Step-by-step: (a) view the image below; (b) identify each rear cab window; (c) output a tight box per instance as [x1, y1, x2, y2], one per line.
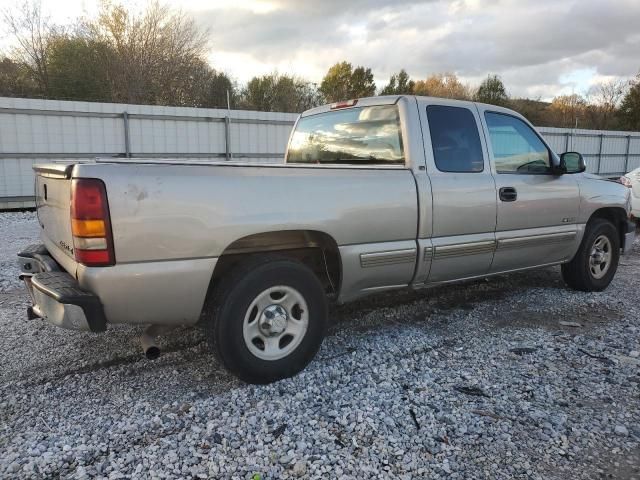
[426, 105, 484, 173]
[286, 105, 404, 165]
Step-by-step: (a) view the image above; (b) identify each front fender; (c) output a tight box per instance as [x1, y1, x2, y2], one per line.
[577, 174, 631, 224]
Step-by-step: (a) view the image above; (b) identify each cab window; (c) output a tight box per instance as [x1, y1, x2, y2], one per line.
[426, 105, 484, 173]
[287, 105, 404, 165]
[485, 112, 551, 174]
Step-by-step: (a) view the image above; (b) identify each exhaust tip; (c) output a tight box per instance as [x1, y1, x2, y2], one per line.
[145, 346, 160, 360]
[140, 325, 175, 360]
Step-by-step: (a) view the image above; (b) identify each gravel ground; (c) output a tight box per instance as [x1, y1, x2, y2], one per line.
[1, 212, 639, 479]
[0, 211, 41, 292]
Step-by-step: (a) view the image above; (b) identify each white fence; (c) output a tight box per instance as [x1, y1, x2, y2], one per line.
[538, 126, 640, 176]
[0, 97, 298, 209]
[1, 96, 639, 210]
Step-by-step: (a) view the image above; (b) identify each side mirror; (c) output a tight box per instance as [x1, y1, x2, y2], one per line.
[559, 151, 586, 174]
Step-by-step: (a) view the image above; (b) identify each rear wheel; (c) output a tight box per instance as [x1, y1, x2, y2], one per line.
[561, 218, 620, 292]
[206, 256, 328, 384]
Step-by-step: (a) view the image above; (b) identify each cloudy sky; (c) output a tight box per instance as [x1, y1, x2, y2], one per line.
[2, 0, 639, 100]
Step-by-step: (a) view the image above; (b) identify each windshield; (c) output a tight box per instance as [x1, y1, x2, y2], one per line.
[286, 105, 404, 165]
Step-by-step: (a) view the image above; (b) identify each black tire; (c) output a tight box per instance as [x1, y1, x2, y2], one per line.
[561, 218, 620, 292]
[206, 255, 328, 384]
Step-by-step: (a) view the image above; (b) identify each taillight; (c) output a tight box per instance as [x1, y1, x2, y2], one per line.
[70, 178, 115, 266]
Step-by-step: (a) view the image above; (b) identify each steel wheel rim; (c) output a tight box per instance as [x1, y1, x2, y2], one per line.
[242, 285, 309, 361]
[589, 234, 612, 279]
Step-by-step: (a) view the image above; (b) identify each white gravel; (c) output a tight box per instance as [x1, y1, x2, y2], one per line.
[0, 211, 41, 292]
[1, 212, 639, 479]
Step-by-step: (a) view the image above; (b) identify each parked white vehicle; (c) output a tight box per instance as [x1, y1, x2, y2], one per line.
[624, 167, 640, 221]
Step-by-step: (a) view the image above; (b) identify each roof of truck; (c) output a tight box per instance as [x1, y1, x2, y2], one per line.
[300, 95, 520, 119]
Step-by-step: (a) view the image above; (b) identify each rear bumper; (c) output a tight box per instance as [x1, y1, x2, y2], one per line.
[18, 244, 106, 332]
[623, 220, 636, 255]
[20, 243, 216, 327]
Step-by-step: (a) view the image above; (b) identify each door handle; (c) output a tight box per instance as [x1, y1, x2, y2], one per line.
[499, 187, 517, 202]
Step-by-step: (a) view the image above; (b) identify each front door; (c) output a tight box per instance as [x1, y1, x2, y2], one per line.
[477, 107, 580, 273]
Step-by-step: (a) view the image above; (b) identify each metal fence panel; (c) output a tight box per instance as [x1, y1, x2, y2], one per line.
[541, 134, 566, 153]
[0, 97, 298, 209]
[599, 155, 626, 175]
[537, 126, 640, 176]
[602, 135, 628, 155]
[628, 155, 640, 171]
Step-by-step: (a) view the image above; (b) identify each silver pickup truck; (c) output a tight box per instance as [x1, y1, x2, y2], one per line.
[18, 95, 635, 384]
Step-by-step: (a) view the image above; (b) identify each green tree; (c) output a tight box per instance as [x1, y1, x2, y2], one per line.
[619, 74, 640, 131]
[174, 57, 237, 108]
[319, 61, 376, 102]
[2, 1, 236, 107]
[381, 69, 414, 95]
[509, 98, 553, 127]
[293, 81, 324, 112]
[350, 65, 376, 98]
[46, 35, 113, 101]
[0, 56, 38, 96]
[241, 73, 321, 112]
[475, 74, 509, 107]
[202, 70, 237, 108]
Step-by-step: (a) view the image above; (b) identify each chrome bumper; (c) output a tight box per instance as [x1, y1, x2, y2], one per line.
[623, 221, 636, 255]
[18, 244, 106, 332]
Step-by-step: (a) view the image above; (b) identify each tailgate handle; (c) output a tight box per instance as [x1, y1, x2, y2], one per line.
[499, 187, 517, 202]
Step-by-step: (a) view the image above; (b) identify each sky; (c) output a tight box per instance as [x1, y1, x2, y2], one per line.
[1, 0, 638, 101]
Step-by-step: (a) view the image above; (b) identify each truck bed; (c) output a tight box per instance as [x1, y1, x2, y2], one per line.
[33, 161, 420, 324]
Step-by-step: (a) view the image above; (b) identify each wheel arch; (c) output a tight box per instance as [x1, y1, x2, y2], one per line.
[587, 206, 628, 247]
[208, 230, 342, 301]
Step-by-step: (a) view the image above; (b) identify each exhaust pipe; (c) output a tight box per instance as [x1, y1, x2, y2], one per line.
[140, 325, 175, 360]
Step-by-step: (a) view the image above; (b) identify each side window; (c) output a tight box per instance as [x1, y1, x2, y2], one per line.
[426, 105, 484, 173]
[485, 112, 551, 174]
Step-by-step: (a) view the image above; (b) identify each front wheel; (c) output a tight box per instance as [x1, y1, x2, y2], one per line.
[207, 256, 328, 384]
[561, 218, 620, 292]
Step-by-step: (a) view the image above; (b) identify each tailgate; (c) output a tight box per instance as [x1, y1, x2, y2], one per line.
[34, 164, 76, 263]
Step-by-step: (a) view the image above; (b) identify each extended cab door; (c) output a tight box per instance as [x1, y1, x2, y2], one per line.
[477, 106, 580, 272]
[418, 99, 497, 283]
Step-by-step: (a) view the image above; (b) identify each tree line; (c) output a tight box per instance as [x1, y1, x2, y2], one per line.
[1, 1, 639, 131]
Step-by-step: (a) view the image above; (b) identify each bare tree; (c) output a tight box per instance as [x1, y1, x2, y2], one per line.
[588, 78, 628, 109]
[3, 0, 55, 94]
[86, 1, 209, 104]
[549, 94, 587, 128]
[585, 78, 629, 129]
[413, 73, 472, 100]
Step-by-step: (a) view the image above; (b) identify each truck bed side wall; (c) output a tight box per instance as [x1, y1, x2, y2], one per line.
[73, 163, 419, 324]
